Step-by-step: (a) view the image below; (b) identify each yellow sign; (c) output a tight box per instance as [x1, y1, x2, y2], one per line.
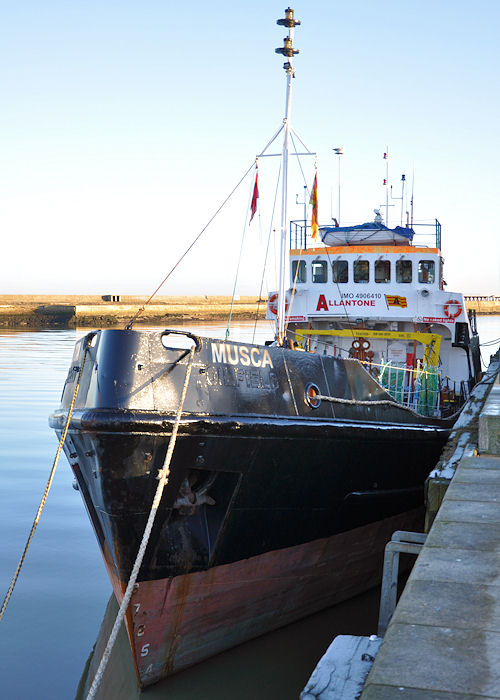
[294, 328, 442, 367]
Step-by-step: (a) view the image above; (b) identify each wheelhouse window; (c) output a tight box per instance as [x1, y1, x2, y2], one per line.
[312, 260, 327, 283]
[353, 259, 369, 283]
[396, 259, 412, 283]
[332, 260, 348, 283]
[418, 260, 435, 284]
[292, 260, 306, 283]
[375, 260, 391, 283]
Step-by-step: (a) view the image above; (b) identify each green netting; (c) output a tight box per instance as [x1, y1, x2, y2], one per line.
[378, 362, 439, 416]
[379, 364, 406, 403]
[417, 368, 439, 416]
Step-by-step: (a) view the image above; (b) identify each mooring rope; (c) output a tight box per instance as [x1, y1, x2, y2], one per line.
[86, 345, 196, 700]
[0, 337, 92, 624]
[316, 393, 448, 419]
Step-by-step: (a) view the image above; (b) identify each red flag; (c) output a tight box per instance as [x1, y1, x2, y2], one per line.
[310, 172, 318, 241]
[249, 169, 259, 223]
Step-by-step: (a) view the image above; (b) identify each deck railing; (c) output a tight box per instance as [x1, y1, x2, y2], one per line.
[358, 358, 467, 418]
[289, 219, 442, 251]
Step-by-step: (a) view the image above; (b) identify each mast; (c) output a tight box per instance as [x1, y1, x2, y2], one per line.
[275, 8, 300, 346]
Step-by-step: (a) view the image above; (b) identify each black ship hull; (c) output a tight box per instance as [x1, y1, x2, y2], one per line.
[50, 329, 453, 685]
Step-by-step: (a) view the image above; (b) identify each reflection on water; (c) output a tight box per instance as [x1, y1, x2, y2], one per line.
[76, 587, 381, 700]
[0, 317, 498, 699]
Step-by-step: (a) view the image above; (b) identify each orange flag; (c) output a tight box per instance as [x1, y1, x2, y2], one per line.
[310, 172, 318, 240]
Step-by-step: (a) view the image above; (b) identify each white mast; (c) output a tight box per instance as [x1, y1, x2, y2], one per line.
[275, 8, 300, 346]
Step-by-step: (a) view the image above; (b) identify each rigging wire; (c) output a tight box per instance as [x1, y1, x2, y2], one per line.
[287, 132, 356, 342]
[124, 164, 254, 329]
[324, 249, 358, 341]
[480, 336, 500, 346]
[279, 132, 312, 343]
[225, 162, 259, 339]
[290, 127, 314, 155]
[284, 247, 304, 336]
[125, 124, 286, 330]
[252, 161, 283, 344]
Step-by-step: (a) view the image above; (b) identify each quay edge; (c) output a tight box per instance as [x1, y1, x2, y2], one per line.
[359, 351, 500, 699]
[301, 352, 500, 699]
[0, 295, 265, 328]
[425, 352, 500, 530]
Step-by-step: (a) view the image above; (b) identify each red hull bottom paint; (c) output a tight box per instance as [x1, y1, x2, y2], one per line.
[113, 509, 423, 688]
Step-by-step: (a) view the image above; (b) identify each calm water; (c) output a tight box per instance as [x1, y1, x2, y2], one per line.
[0, 318, 498, 699]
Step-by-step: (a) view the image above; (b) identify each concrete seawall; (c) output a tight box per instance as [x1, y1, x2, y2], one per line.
[0, 295, 266, 328]
[465, 299, 500, 315]
[1, 295, 497, 328]
[360, 353, 500, 699]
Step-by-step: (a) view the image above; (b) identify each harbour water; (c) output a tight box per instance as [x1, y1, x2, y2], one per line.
[0, 318, 498, 699]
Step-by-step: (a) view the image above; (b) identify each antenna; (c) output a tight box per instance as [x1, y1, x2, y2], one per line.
[333, 147, 343, 225]
[383, 148, 389, 226]
[410, 171, 414, 227]
[296, 185, 307, 238]
[390, 173, 406, 226]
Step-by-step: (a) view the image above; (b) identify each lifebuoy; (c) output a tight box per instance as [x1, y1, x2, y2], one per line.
[268, 293, 289, 316]
[443, 299, 462, 320]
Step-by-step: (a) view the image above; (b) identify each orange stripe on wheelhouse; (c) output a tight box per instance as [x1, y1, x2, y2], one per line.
[289, 246, 439, 256]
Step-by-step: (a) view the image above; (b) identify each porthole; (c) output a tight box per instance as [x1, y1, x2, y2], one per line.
[305, 382, 321, 409]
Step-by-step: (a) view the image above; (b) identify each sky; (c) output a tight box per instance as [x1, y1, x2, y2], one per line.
[1, 1, 499, 296]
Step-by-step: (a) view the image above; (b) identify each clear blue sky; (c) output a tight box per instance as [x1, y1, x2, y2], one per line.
[1, 1, 499, 295]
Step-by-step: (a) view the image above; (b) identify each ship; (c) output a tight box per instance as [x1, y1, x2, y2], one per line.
[50, 8, 481, 689]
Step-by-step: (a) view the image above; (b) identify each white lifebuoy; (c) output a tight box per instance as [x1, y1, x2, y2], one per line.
[268, 293, 289, 316]
[443, 299, 462, 320]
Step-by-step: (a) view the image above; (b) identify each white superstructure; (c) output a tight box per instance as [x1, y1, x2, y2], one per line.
[267, 218, 479, 416]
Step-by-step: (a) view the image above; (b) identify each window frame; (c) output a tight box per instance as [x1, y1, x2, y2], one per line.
[353, 259, 370, 284]
[311, 259, 328, 284]
[374, 259, 391, 284]
[332, 259, 348, 283]
[291, 259, 307, 283]
[396, 259, 412, 284]
[418, 259, 435, 285]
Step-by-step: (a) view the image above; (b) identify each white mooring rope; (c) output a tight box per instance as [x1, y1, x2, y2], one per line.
[86, 345, 195, 699]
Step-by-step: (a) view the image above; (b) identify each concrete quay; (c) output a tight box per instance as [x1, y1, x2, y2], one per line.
[465, 296, 500, 316]
[0, 295, 265, 328]
[361, 357, 500, 699]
